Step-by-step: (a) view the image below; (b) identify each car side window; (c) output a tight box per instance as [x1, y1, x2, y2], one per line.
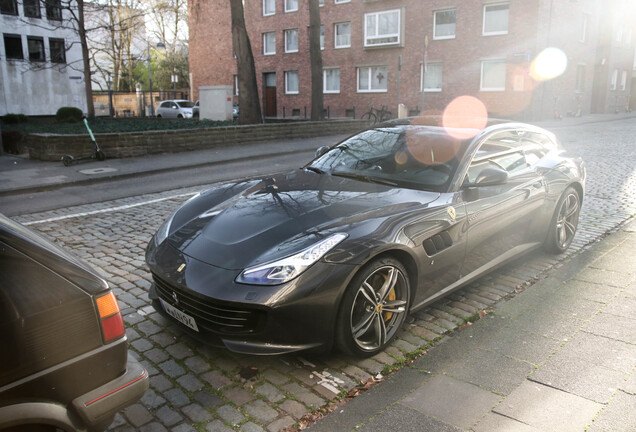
[520, 132, 554, 166]
[467, 132, 529, 183]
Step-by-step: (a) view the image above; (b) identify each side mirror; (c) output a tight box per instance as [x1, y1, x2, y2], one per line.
[465, 167, 509, 187]
[315, 145, 330, 158]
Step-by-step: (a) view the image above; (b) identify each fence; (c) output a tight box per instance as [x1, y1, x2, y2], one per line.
[93, 90, 190, 118]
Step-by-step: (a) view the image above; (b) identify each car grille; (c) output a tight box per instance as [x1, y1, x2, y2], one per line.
[152, 275, 264, 334]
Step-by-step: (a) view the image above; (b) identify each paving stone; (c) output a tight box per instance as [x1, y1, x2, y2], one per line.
[123, 403, 153, 427]
[343, 365, 372, 384]
[267, 416, 295, 432]
[131, 338, 154, 352]
[150, 331, 178, 347]
[139, 422, 168, 432]
[140, 388, 166, 409]
[202, 370, 233, 390]
[473, 412, 542, 432]
[205, 420, 234, 432]
[144, 347, 169, 364]
[255, 382, 285, 403]
[588, 390, 636, 432]
[282, 383, 325, 408]
[355, 358, 384, 375]
[137, 320, 163, 336]
[194, 389, 224, 408]
[240, 422, 265, 432]
[163, 388, 190, 407]
[150, 375, 173, 392]
[244, 399, 279, 423]
[583, 312, 636, 345]
[158, 359, 186, 378]
[479, 327, 563, 366]
[177, 374, 204, 393]
[182, 403, 213, 423]
[402, 375, 501, 429]
[359, 403, 462, 432]
[279, 399, 309, 419]
[261, 369, 289, 386]
[185, 356, 212, 374]
[167, 342, 195, 360]
[216, 404, 245, 425]
[494, 380, 603, 432]
[155, 405, 184, 427]
[223, 386, 255, 406]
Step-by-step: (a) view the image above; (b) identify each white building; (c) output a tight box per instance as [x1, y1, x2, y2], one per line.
[0, 0, 87, 116]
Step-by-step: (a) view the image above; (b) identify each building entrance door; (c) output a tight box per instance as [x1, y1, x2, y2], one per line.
[263, 73, 277, 117]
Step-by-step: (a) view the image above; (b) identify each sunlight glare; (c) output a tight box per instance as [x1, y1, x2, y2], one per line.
[530, 47, 568, 81]
[442, 96, 488, 139]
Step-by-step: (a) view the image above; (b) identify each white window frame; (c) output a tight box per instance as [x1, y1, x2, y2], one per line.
[323, 68, 340, 94]
[319, 0, 324, 7]
[335, 0, 350, 3]
[433, 9, 456, 40]
[285, 0, 298, 13]
[610, 68, 618, 90]
[263, 32, 276, 55]
[320, 24, 325, 50]
[364, 9, 401, 47]
[234, 74, 239, 95]
[357, 66, 388, 93]
[480, 59, 506, 91]
[579, 13, 589, 43]
[285, 70, 299, 94]
[482, 3, 509, 36]
[284, 28, 298, 53]
[620, 70, 627, 91]
[263, 0, 275, 16]
[335, 22, 351, 48]
[575, 64, 585, 93]
[421, 62, 443, 92]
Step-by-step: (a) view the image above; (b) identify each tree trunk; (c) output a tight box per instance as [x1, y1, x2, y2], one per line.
[77, 0, 95, 117]
[308, 0, 323, 121]
[229, 0, 262, 124]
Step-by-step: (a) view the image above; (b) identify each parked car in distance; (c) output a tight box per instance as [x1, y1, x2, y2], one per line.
[193, 100, 199, 118]
[0, 213, 149, 431]
[145, 118, 585, 357]
[156, 100, 195, 119]
[233, 103, 239, 119]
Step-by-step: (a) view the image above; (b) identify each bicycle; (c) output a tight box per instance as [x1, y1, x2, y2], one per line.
[361, 104, 393, 125]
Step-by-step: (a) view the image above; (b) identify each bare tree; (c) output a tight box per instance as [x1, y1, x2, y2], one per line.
[144, 0, 188, 50]
[308, 0, 323, 121]
[230, 0, 262, 124]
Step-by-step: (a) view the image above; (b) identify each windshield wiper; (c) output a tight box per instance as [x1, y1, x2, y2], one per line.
[304, 166, 325, 174]
[331, 171, 397, 186]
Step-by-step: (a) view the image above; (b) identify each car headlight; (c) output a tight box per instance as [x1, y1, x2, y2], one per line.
[154, 216, 173, 246]
[236, 233, 348, 285]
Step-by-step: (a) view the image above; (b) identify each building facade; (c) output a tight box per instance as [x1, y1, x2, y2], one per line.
[189, 0, 634, 121]
[1, 0, 87, 116]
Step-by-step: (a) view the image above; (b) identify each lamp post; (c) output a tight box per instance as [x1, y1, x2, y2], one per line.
[147, 41, 165, 117]
[171, 72, 178, 99]
[107, 72, 114, 117]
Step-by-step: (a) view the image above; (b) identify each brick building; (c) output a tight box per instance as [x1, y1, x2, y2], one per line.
[188, 0, 635, 120]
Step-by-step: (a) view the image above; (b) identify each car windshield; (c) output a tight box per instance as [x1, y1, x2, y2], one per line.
[308, 126, 467, 192]
[176, 101, 194, 108]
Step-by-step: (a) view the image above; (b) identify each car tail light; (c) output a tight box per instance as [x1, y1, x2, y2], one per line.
[96, 291, 126, 343]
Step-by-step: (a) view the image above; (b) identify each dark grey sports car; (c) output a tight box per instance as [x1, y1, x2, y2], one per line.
[145, 119, 585, 357]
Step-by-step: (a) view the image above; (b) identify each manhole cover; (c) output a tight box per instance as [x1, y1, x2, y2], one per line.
[79, 167, 118, 175]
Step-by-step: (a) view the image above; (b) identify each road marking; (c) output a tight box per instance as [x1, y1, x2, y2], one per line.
[23, 192, 198, 226]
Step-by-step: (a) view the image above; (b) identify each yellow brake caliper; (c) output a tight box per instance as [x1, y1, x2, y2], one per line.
[382, 274, 396, 321]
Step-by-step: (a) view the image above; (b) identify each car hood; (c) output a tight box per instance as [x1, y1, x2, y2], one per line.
[166, 170, 440, 269]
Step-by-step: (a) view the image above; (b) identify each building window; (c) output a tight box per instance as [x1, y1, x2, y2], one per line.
[434, 9, 456, 40]
[364, 10, 401, 47]
[320, 25, 324, 50]
[579, 14, 589, 43]
[610, 69, 618, 90]
[285, 70, 299, 94]
[319, 0, 324, 6]
[46, 0, 62, 20]
[263, 32, 276, 55]
[616, 25, 623, 45]
[323, 68, 340, 93]
[23, 0, 40, 17]
[357, 66, 388, 92]
[50, 38, 66, 63]
[3, 34, 23, 59]
[480, 60, 506, 91]
[335, 0, 350, 3]
[284, 28, 298, 53]
[575, 64, 585, 93]
[27, 36, 45, 62]
[0, 0, 17, 15]
[285, 0, 297, 13]
[625, 28, 632, 47]
[335, 22, 351, 48]
[263, 0, 275, 16]
[421, 62, 442, 92]
[620, 70, 627, 91]
[483, 3, 509, 36]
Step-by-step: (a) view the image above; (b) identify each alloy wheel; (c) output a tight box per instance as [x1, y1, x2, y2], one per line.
[556, 191, 579, 249]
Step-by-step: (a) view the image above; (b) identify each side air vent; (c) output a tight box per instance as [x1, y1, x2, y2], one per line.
[423, 231, 453, 256]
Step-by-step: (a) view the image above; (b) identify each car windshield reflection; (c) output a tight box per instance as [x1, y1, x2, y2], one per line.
[308, 126, 466, 192]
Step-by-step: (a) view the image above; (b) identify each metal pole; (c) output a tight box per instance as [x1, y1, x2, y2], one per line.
[107, 72, 114, 117]
[148, 41, 154, 117]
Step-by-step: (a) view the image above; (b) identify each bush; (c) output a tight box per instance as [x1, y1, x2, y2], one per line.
[2, 113, 28, 124]
[55, 107, 84, 123]
[2, 130, 23, 154]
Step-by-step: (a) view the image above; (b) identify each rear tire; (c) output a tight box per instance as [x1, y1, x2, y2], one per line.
[336, 257, 410, 357]
[544, 186, 580, 254]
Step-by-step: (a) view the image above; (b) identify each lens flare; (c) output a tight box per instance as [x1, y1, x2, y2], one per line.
[442, 96, 488, 139]
[530, 47, 568, 81]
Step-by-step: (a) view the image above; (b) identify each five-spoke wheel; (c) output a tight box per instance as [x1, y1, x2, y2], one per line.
[337, 258, 410, 356]
[545, 187, 581, 253]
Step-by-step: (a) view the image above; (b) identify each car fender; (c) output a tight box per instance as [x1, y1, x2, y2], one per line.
[0, 402, 87, 431]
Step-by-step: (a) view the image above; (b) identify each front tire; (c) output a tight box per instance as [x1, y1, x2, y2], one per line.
[336, 257, 410, 357]
[544, 186, 581, 254]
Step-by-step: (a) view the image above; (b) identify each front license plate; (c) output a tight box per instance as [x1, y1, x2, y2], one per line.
[160, 298, 199, 332]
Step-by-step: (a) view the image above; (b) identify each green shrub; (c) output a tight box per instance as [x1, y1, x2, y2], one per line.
[2, 113, 28, 124]
[55, 107, 84, 123]
[2, 130, 23, 154]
